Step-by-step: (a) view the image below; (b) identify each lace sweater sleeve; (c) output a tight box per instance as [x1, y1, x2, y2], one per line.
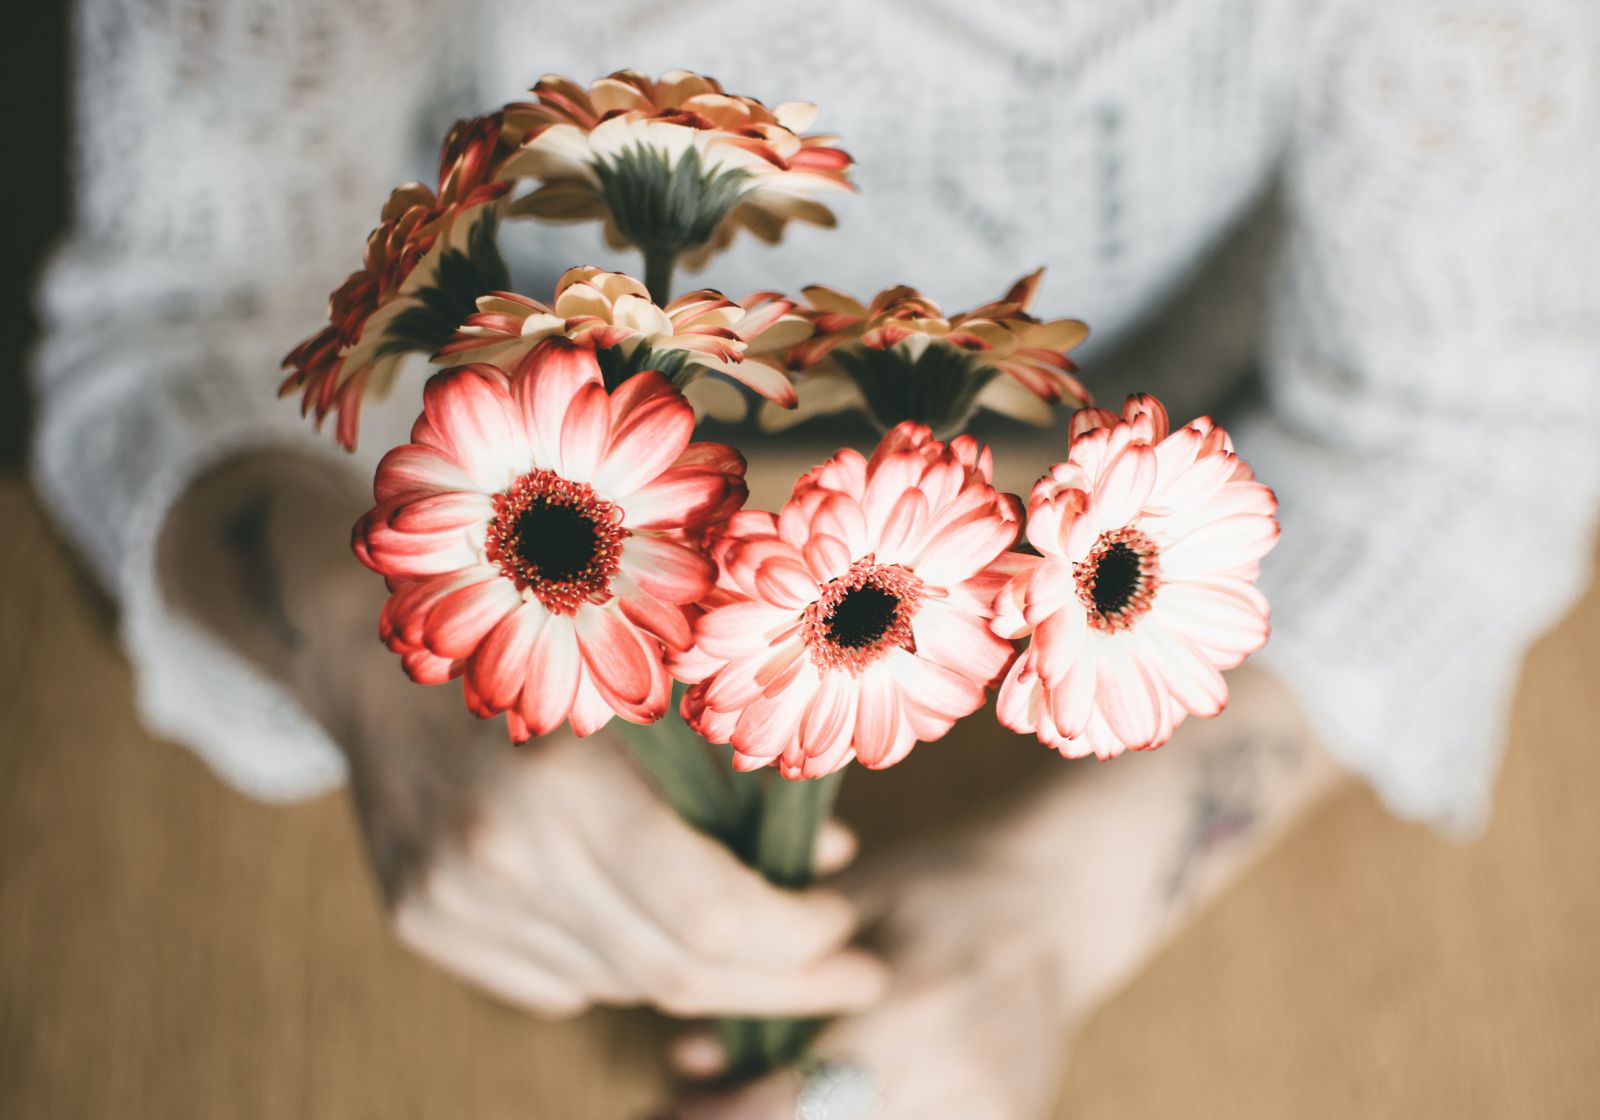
[31, 0, 467, 800]
[1247, 0, 1600, 833]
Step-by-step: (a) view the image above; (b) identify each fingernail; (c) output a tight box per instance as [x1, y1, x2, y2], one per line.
[814, 820, 859, 874]
[670, 1032, 728, 1079]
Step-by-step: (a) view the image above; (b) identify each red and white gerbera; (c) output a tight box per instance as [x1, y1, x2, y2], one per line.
[994, 395, 1278, 759]
[354, 342, 747, 741]
[674, 423, 1023, 778]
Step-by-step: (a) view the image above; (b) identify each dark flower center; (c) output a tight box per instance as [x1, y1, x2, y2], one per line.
[515, 502, 600, 583]
[803, 557, 925, 673]
[1074, 527, 1162, 632]
[825, 585, 901, 649]
[486, 469, 628, 614]
[1088, 541, 1142, 615]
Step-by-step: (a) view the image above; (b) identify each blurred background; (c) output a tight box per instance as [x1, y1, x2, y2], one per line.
[3, 5, 1599, 1118]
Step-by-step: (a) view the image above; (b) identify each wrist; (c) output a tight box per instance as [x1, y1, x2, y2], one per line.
[159, 451, 380, 728]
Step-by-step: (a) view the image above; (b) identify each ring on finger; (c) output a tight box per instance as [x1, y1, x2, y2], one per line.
[795, 1057, 882, 1120]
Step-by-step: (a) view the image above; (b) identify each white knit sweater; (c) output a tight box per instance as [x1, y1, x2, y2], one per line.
[32, 0, 1600, 832]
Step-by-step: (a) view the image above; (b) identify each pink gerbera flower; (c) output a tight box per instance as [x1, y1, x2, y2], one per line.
[674, 423, 1023, 778]
[994, 395, 1279, 759]
[354, 341, 747, 741]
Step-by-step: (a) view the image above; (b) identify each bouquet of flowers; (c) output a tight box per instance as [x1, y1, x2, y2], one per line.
[282, 70, 1278, 1079]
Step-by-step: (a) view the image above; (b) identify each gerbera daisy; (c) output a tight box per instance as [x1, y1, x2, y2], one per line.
[673, 423, 1023, 778]
[280, 113, 518, 449]
[500, 70, 854, 277]
[435, 266, 808, 420]
[993, 395, 1278, 759]
[761, 270, 1091, 439]
[353, 341, 747, 741]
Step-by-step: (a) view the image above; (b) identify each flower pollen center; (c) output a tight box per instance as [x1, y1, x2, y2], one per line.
[487, 469, 628, 614]
[1075, 527, 1161, 632]
[514, 503, 598, 583]
[804, 556, 923, 673]
[826, 585, 901, 649]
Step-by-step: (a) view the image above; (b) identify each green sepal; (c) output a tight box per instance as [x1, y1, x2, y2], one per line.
[592, 341, 697, 392]
[594, 143, 752, 257]
[377, 210, 511, 359]
[834, 341, 999, 439]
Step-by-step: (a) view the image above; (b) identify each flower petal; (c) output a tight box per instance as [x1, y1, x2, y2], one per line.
[1089, 442, 1157, 534]
[1153, 580, 1270, 663]
[911, 512, 1016, 587]
[514, 338, 603, 465]
[558, 380, 612, 483]
[754, 556, 821, 609]
[622, 534, 715, 603]
[594, 376, 695, 497]
[417, 364, 527, 492]
[374, 444, 481, 502]
[425, 577, 522, 659]
[730, 669, 817, 763]
[623, 468, 740, 531]
[695, 600, 800, 659]
[1160, 514, 1280, 582]
[853, 664, 909, 769]
[569, 669, 620, 737]
[912, 599, 1012, 685]
[1135, 618, 1228, 718]
[1032, 599, 1088, 683]
[1092, 634, 1164, 748]
[520, 614, 581, 736]
[574, 604, 657, 709]
[798, 671, 859, 773]
[616, 576, 694, 649]
[467, 605, 544, 713]
[1047, 647, 1099, 740]
[802, 533, 852, 583]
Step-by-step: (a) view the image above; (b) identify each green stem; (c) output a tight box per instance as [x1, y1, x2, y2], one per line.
[614, 693, 741, 841]
[721, 770, 847, 1078]
[617, 705, 848, 1081]
[755, 771, 845, 889]
[643, 245, 677, 305]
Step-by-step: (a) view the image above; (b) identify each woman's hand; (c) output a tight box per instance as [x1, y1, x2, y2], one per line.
[381, 731, 885, 1021]
[662, 663, 1340, 1118]
[166, 456, 887, 1023]
[668, 853, 1073, 1120]
[303, 562, 888, 1023]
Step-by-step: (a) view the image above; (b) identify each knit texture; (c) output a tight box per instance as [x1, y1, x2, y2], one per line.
[32, 0, 1600, 829]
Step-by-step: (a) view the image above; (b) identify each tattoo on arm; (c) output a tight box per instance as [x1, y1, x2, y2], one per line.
[1161, 732, 1306, 906]
[221, 491, 305, 652]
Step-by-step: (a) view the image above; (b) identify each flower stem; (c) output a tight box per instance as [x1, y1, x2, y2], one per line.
[643, 246, 677, 305]
[721, 770, 847, 1077]
[754, 771, 845, 888]
[617, 706, 848, 1081]
[615, 692, 742, 841]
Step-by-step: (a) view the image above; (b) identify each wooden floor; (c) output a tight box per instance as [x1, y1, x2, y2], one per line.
[2, 472, 1598, 1119]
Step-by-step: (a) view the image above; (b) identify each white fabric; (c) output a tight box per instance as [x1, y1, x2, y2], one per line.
[32, 0, 1600, 830]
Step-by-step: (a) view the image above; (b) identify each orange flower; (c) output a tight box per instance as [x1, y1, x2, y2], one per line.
[763, 270, 1091, 438]
[280, 114, 517, 449]
[437, 267, 809, 419]
[501, 71, 854, 269]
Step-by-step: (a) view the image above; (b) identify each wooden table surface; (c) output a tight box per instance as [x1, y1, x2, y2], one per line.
[3, 472, 1597, 1119]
